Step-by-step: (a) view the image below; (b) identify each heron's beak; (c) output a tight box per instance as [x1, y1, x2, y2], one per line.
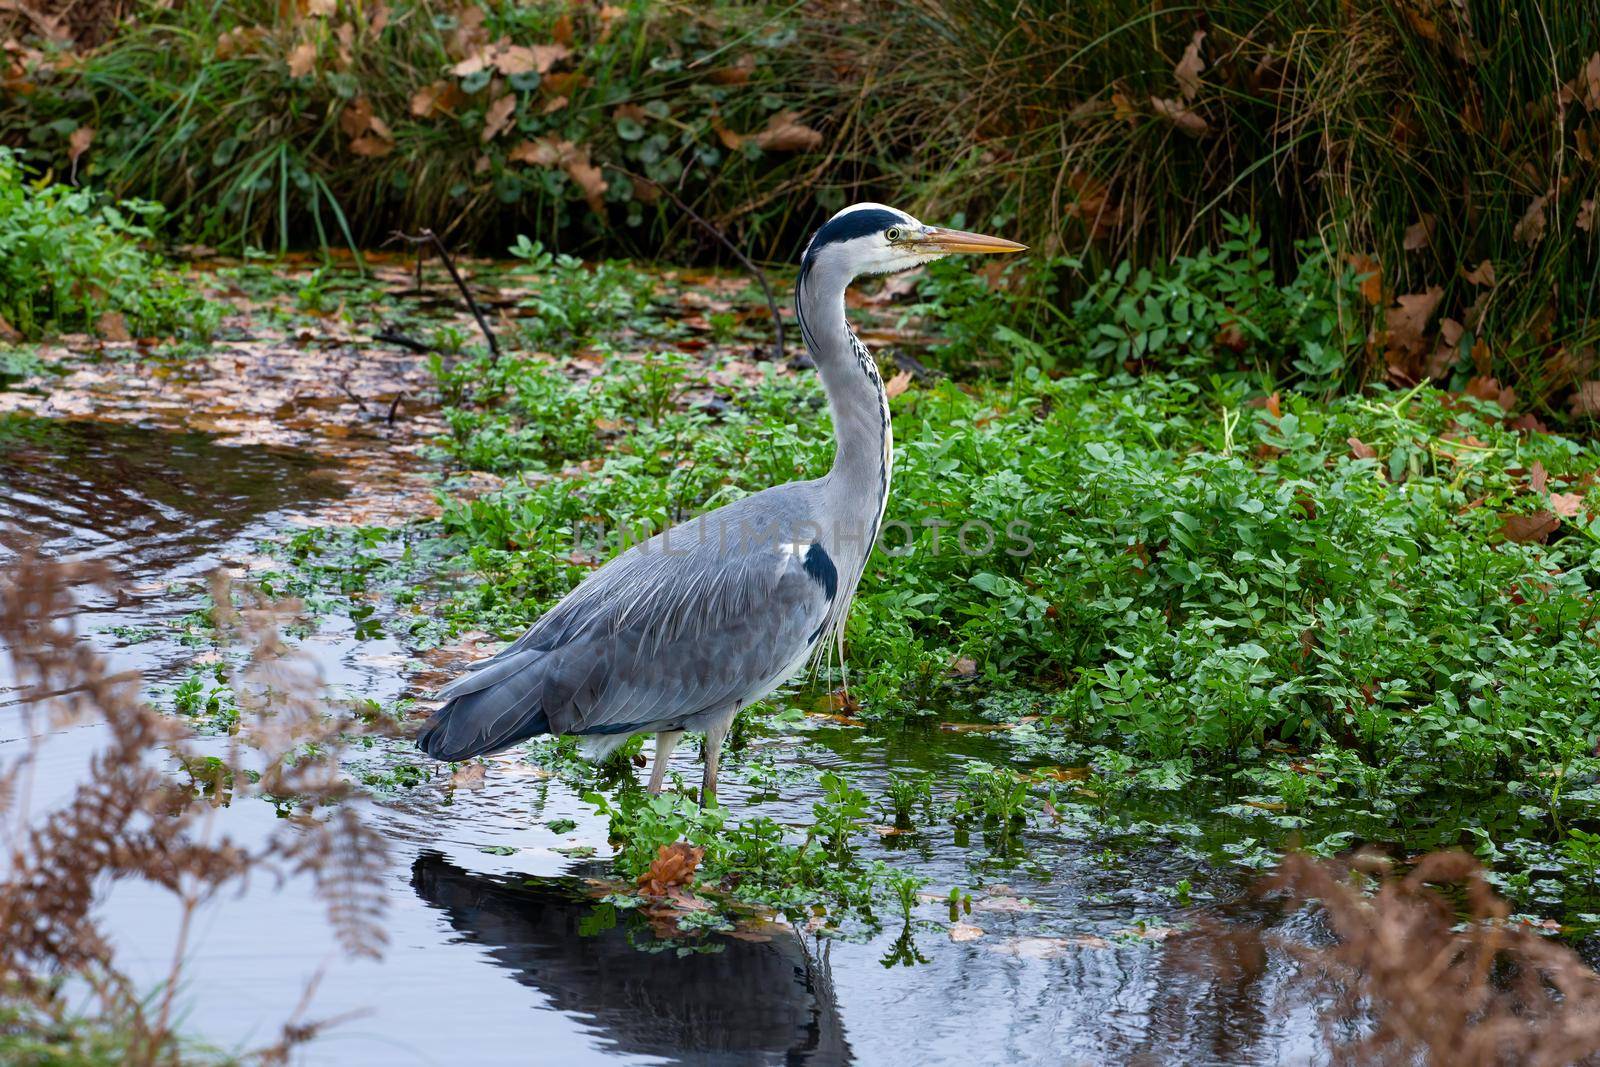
[920, 226, 1027, 255]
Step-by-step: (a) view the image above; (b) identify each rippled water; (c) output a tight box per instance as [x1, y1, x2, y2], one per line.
[1, 416, 1336, 1066]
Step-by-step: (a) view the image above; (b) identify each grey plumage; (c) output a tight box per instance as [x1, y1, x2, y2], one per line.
[416, 202, 1025, 800]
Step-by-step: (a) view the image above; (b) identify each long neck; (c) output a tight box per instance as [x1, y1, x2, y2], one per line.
[796, 266, 892, 553]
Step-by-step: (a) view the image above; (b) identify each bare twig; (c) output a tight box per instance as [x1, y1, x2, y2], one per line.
[386, 392, 407, 424]
[385, 229, 500, 361]
[606, 165, 786, 362]
[373, 329, 435, 355]
[336, 374, 370, 413]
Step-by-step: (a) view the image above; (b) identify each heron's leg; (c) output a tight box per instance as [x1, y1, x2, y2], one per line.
[648, 730, 683, 795]
[700, 709, 736, 805]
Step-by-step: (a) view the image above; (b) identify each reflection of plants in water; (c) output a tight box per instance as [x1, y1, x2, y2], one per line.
[878, 923, 931, 970]
[0, 554, 392, 1060]
[956, 761, 1030, 857]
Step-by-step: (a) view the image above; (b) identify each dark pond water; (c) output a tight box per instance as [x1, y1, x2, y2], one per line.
[1, 416, 1336, 1066]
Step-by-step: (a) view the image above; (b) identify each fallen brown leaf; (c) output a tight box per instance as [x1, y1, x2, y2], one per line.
[1514, 193, 1549, 244]
[1174, 30, 1205, 100]
[450, 762, 486, 787]
[1530, 460, 1549, 495]
[1386, 287, 1444, 355]
[1150, 95, 1209, 136]
[749, 110, 823, 152]
[481, 93, 516, 142]
[1403, 214, 1435, 251]
[1500, 512, 1560, 544]
[637, 842, 703, 896]
[287, 40, 317, 78]
[1580, 200, 1596, 234]
[1461, 259, 1496, 286]
[1571, 381, 1600, 417]
[1348, 254, 1383, 305]
[410, 80, 465, 119]
[1348, 436, 1377, 460]
[67, 124, 93, 164]
[884, 370, 912, 399]
[1550, 492, 1585, 519]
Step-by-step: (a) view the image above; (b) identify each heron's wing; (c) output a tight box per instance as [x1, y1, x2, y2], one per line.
[424, 490, 835, 752]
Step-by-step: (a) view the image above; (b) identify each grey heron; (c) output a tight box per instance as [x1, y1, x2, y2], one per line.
[417, 203, 1025, 802]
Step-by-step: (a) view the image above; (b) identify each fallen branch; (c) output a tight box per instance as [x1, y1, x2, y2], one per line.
[385, 229, 500, 361]
[606, 165, 785, 363]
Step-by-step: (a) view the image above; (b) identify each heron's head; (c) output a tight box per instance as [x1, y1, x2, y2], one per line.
[800, 203, 1026, 283]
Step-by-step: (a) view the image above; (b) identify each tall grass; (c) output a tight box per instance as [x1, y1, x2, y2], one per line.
[8, 0, 1600, 408]
[836, 0, 1600, 413]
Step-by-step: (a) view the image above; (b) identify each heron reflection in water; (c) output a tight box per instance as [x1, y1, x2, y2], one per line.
[411, 852, 851, 1066]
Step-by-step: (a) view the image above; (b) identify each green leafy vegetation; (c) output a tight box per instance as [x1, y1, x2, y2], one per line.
[417, 230, 1600, 922]
[0, 149, 218, 341]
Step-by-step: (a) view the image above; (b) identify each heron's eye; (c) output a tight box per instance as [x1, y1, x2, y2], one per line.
[885, 226, 902, 243]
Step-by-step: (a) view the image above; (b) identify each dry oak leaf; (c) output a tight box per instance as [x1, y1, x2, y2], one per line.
[506, 137, 606, 211]
[949, 654, 977, 677]
[481, 92, 516, 143]
[1403, 214, 1436, 251]
[1570, 380, 1600, 417]
[453, 39, 568, 78]
[1583, 52, 1600, 111]
[1465, 374, 1516, 412]
[739, 110, 823, 152]
[1500, 511, 1559, 544]
[1461, 259, 1496, 286]
[214, 25, 265, 59]
[410, 79, 465, 118]
[287, 40, 317, 78]
[637, 842, 703, 897]
[1149, 96, 1208, 136]
[1347, 436, 1377, 460]
[708, 52, 757, 86]
[884, 370, 913, 399]
[338, 95, 373, 137]
[67, 124, 92, 164]
[1174, 30, 1205, 100]
[1550, 492, 1585, 519]
[1347, 254, 1383, 305]
[753, 111, 823, 152]
[1513, 193, 1548, 244]
[508, 138, 562, 166]
[1385, 286, 1443, 354]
